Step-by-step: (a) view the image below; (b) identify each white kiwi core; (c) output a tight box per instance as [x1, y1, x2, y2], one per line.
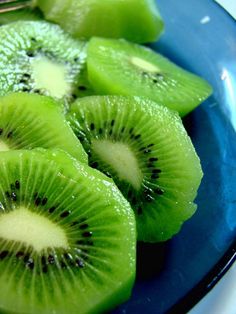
[0, 208, 68, 252]
[131, 56, 160, 73]
[31, 57, 71, 99]
[0, 141, 10, 151]
[91, 139, 143, 190]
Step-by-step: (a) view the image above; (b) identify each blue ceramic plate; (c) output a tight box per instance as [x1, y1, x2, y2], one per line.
[114, 1, 236, 313]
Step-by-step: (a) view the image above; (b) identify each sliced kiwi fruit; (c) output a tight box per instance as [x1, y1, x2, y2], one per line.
[67, 95, 203, 242]
[0, 92, 87, 163]
[0, 20, 89, 108]
[0, 149, 136, 314]
[87, 37, 213, 117]
[0, 8, 42, 26]
[33, 0, 164, 43]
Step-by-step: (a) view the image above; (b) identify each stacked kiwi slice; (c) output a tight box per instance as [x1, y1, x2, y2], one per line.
[0, 21, 89, 108]
[0, 1, 212, 312]
[86, 37, 212, 116]
[33, 0, 164, 43]
[67, 96, 203, 242]
[0, 149, 136, 314]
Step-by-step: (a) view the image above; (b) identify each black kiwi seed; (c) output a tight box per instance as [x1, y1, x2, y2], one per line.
[26, 51, 35, 58]
[16, 251, 24, 258]
[78, 86, 87, 91]
[90, 123, 95, 131]
[23, 73, 31, 79]
[152, 169, 161, 174]
[151, 173, 159, 180]
[22, 87, 30, 92]
[149, 157, 158, 162]
[155, 188, 164, 195]
[134, 134, 141, 140]
[26, 258, 34, 270]
[42, 198, 48, 206]
[60, 211, 71, 218]
[19, 78, 27, 84]
[64, 253, 72, 261]
[24, 254, 30, 263]
[7, 131, 13, 139]
[79, 223, 89, 230]
[111, 120, 115, 127]
[48, 206, 56, 213]
[0, 251, 8, 260]
[5, 191, 10, 198]
[41, 256, 47, 266]
[48, 255, 55, 264]
[34, 89, 41, 94]
[42, 266, 48, 273]
[15, 181, 20, 189]
[11, 192, 17, 201]
[82, 231, 93, 238]
[99, 128, 103, 134]
[75, 259, 85, 268]
[35, 197, 41, 206]
[0, 128, 3, 135]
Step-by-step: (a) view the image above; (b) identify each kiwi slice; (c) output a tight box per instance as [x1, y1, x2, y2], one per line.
[0, 149, 136, 314]
[34, 0, 164, 43]
[0, 20, 88, 107]
[0, 92, 87, 163]
[87, 37, 213, 116]
[0, 8, 42, 26]
[67, 95, 203, 242]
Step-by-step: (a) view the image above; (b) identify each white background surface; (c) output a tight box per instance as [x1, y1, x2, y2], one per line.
[189, 262, 236, 314]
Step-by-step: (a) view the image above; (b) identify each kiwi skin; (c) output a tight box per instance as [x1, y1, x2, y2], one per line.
[0, 148, 136, 314]
[67, 95, 203, 242]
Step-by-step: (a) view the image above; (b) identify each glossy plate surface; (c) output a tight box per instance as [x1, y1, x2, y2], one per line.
[114, 0, 236, 313]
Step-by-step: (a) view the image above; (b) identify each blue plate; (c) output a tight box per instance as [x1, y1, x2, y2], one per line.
[114, 1, 236, 313]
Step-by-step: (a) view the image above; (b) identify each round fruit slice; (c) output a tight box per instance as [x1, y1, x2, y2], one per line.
[87, 37, 213, 116]
[67, 96, 203, 242]
[0, 21, 88, 107]
[0, 149, 136, 314]
[34, 0, 164, 43]
[0, 92, 87, 163]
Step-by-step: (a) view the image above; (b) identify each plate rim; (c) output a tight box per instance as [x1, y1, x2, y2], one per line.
[167, 240, 236, 314]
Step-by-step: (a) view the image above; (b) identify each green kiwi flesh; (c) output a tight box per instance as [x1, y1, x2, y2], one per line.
[67, 95, 203, 242]
[0, 92, 87, 163]
[0, 8, 42, 26]
[87, 37, 213, 116]
[0, 149, 136, 314]
[34, 0, 164, 43]
[0, 21, 88, 107]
